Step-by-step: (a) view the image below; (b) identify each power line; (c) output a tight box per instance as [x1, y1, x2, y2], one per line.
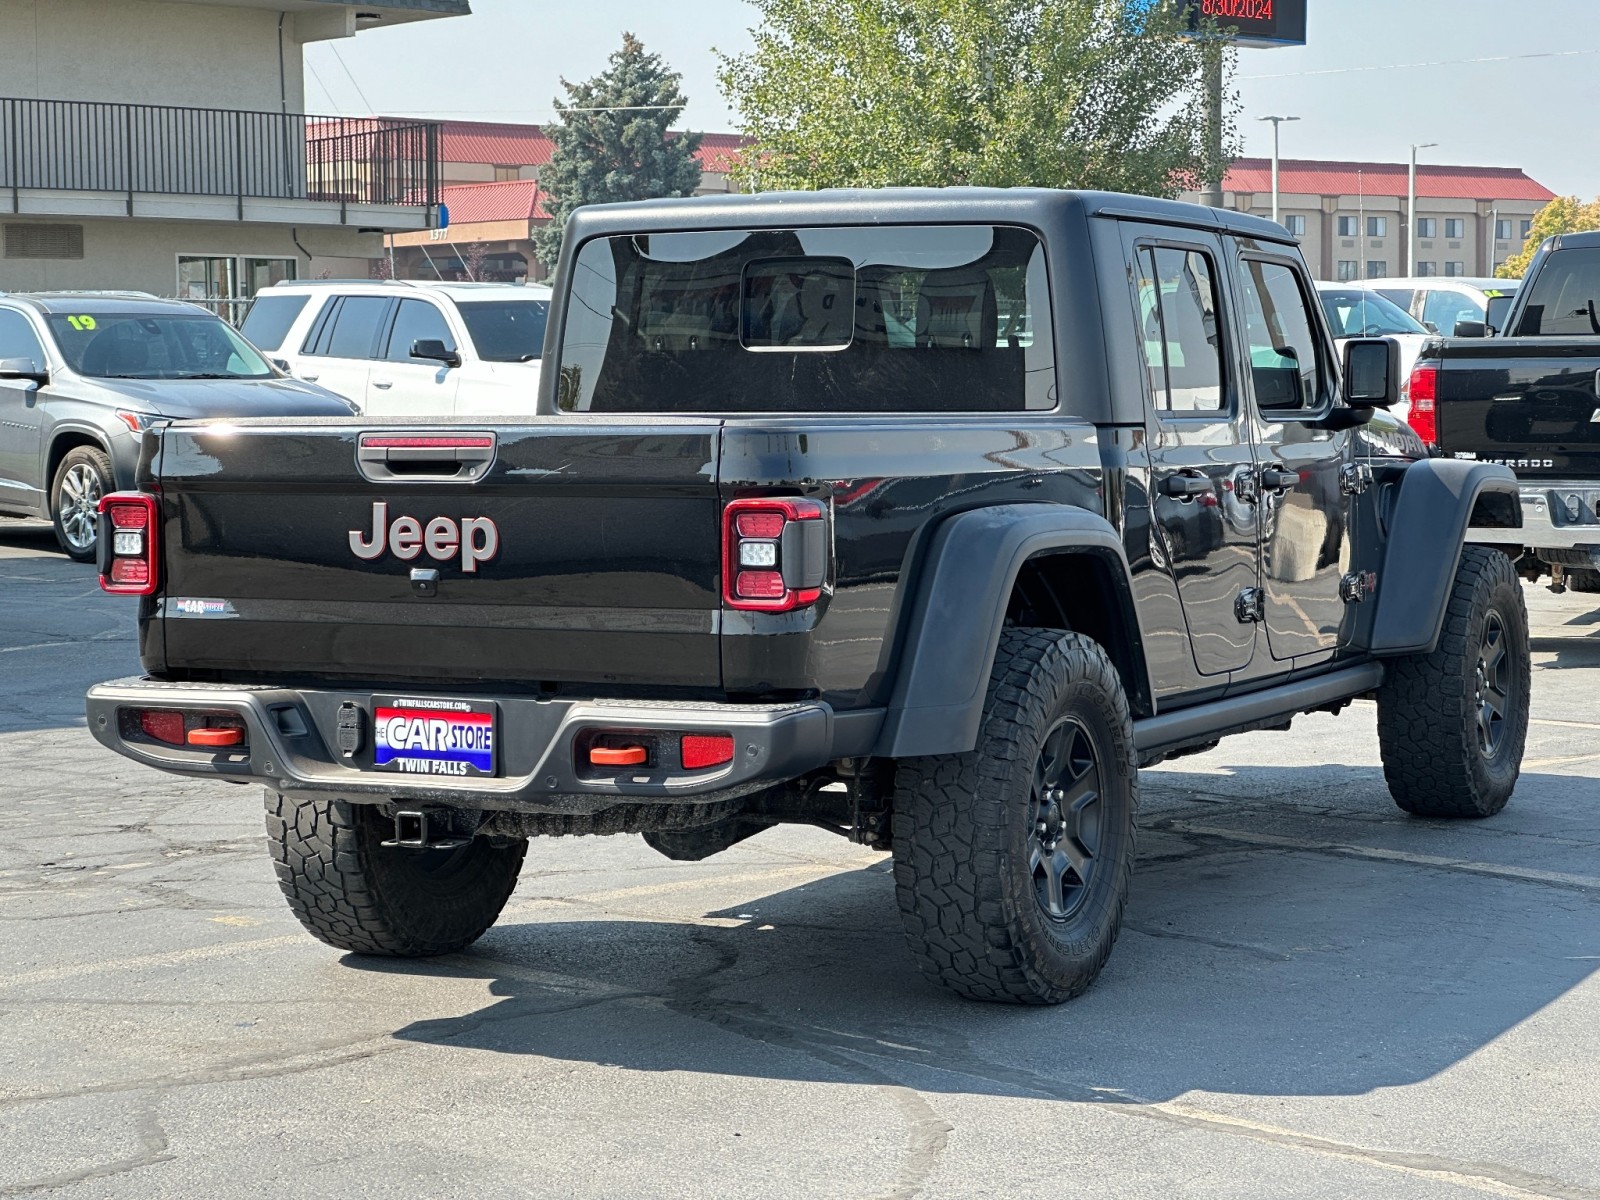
[327, 42, 375, 114]
[1242, 46, 1600, 81]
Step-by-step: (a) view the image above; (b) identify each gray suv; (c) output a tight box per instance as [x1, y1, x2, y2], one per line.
[0, 292, 356, 561]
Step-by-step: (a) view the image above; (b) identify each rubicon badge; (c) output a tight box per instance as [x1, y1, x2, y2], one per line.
[349, 502, 499, 572]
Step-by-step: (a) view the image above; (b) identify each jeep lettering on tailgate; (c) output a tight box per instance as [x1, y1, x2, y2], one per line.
[349, 501, 499, 572]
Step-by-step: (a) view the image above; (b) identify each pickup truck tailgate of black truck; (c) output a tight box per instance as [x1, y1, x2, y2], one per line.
[151, 421, 724, 687]
[1435, 337, 1600, 477]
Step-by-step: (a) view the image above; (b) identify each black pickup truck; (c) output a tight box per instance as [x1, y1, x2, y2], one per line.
[87, 190, 1530, 1005]
[1414, 231, 1600, 590]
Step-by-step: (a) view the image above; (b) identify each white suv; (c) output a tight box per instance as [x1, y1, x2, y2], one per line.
[240, 280, 551, 418]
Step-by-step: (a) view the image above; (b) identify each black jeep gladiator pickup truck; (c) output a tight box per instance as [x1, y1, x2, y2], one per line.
[1416, 231, 1600, 591]
[87, 189, 1530, 1004]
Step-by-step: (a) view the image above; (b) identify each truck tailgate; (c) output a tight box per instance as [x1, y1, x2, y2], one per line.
[1436, 338, 1600, 478]
[154, 420, 724, 687]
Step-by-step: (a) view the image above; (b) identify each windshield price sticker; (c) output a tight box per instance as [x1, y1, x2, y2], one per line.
[65, 315, 98, 331]
[372, 696, 496, 777]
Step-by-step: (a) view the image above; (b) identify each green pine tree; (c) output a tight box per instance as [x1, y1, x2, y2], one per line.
[534, 34, 704, 271]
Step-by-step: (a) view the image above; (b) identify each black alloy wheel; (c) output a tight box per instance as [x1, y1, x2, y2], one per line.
[1030, 718, 1103, 922]
[1473, 609, 1515, 759]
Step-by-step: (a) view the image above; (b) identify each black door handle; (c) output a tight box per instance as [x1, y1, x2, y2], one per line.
[1161, 474, 1211, 498]
[1261, 468, 1300, 492]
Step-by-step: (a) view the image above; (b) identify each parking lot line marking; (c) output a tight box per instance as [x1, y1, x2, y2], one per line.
[1153, 821, 1600, 892]
[4, 935, 301, 989]
[1530, 716, 1600, 731]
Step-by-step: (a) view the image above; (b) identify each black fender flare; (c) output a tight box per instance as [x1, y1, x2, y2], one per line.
[1369, 459, 1520, 656]
[872, 504, 1151, 758]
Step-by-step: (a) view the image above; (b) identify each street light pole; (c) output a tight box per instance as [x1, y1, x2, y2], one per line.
[1409, 142, 1439, 277]
[1259, 115, 1300, 226]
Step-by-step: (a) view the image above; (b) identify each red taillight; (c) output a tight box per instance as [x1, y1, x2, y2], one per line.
[681, 734, 735, 770]
[98, 492, 159, 596]
[722, 497, 827, 612]
[139, 710, 185, 745]
[1407, 364, 1438, 446]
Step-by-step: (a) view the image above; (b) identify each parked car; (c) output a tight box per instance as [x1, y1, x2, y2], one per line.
[88, 190, 1529, 1006]
[241, 280, 552, 418]
[1315, 283, 1430, 421]
[1357, 276, 1520, 338]
[0, 291, 355, 561]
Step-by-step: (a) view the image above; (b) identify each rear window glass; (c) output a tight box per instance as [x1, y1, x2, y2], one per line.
[1514, 248, 1600, 335]
[556, 225, 1055, 413]
[238, 294, 308, 351]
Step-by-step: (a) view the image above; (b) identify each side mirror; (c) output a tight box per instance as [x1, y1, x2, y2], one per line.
[1452, 320, 1487, 339]
[411, 338, 462, 368]
[1342, 337, 1400, 408]
[0, 357, 48, 386]
[1422, 321, 1440, 334]
[1484, 294, 1514, 336]
[269, 357, 291, 373]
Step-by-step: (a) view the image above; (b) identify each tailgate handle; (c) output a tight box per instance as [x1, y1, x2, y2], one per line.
[356, 433, 497, 483]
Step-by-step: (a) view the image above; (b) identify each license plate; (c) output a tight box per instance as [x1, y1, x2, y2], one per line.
[372, 696, 496, 778]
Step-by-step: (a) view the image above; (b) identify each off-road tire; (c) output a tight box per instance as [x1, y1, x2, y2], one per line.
[51, 445, 113, 563]
[892, 629, 1138, 1005]
[1376, 546, 1529, 818]
[266, 793, 526, 956]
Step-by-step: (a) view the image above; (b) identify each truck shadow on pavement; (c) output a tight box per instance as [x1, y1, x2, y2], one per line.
[368, 765, 1600, 1105]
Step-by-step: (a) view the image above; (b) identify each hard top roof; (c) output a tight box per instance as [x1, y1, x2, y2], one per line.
[1550, 230, 1600, 252]
[265, 279, 552, 298]
[563, 186, 1295, 245]
[0, 292, 210, 315]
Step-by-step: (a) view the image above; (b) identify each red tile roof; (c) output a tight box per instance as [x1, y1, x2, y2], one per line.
[440, 179, 550, 225]
[1223, 158, 1556, 202]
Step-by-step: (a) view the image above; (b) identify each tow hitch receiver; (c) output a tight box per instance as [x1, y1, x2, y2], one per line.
[382, 809, 470, 851]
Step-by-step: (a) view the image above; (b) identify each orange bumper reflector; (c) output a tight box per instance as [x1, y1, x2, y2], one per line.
[590, 745, 647, 767]
[188, 727, 244, 748]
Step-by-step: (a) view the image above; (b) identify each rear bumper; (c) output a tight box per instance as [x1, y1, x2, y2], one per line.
[86, 678, 863, 815]
[1467, 481, 1600, 553]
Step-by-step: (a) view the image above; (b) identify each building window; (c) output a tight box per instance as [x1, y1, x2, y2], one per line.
[177, 256, 237, 317]
[1366, 261, 1388, 279]
[1520, 218, 1533, 239]
[1337, 260, 1360, 281]
[1367, 216, 1388, 238]
[1445, 261, 1465, 276]
[1416, 217, 1437, 239]
[1416, 261, 1438, 277]
[1337, 216, 1358, 237]
[243, 257, 297, 299]
[1282, 214, 1306, 236]
[494, 165, 520, 182]
[1444, 218, 1465, 239]
[1495, 219, 1513, 241]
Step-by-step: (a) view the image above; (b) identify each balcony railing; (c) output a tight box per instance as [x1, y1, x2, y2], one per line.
[1, 98, 440, 211]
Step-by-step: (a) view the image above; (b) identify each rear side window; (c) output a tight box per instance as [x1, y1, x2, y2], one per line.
[1135, 246, 1225, 413]
[239, 294, 308, 351]
[1514, 248, 1600, 335]
[305, 296, 390, 359]
[556, 225, 1055, 413]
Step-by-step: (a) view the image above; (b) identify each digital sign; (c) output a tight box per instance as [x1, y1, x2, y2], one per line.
[1183, 0, 1307, 48]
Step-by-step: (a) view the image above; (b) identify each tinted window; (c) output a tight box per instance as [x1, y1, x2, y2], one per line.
[316, 296, 390, 360]
[239, 294, 309, 352]
[1422, 288, 1485, 336]
[1513, 249, 1600, 336]
[1317, 288, 1426, 337]
[44, 313, 272, 379]
[457, 299, 549, 363]
[1237, 260, 1324, 412]
[385, 299, 454, 363]
[558, 225, 1055, 413]
[0, 309, 46, 366]
[1135, 246, 1225, 413]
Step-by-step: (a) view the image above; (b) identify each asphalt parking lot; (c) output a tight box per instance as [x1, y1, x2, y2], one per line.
[3, 516, 1598, 1200]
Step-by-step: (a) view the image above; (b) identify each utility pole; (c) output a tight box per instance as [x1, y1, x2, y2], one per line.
[1201, 38, 1225, 208]
[1259, 115, 1300, 226]
[1408, 142, 1438, 277]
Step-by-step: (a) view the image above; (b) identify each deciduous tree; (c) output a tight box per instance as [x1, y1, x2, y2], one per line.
[716, 0, 1236, 196]
[1498, 196, 1600, 279]
[534, 34, 703, 270]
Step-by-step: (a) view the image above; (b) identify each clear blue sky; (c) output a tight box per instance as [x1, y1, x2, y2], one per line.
[313, 0, 1600, 198]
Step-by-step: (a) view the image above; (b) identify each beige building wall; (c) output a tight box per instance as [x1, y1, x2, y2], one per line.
[0, 217, 378, 295]
[0, 0, 309, 112]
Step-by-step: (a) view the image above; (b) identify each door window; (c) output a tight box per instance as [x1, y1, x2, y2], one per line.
[1135, 246, 1225, 413]
[1237, 259, 1325, 413]
[310, 297, 391, 360]
[177, 256, 237, 321]
[384, 300, 455, 362]
[1421, 288, 1484, 336]
[0, 309, 46, 367]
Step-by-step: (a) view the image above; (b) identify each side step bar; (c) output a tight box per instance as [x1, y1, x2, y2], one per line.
[1133, 663, 1385, 760]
